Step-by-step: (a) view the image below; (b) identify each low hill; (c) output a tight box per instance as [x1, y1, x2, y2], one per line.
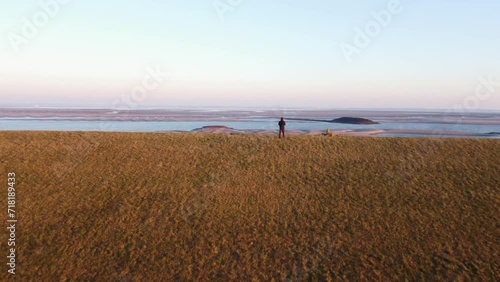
[192, 125, 237, 133]
[287, 117, 379, 124]
[332, 117, 379, 124]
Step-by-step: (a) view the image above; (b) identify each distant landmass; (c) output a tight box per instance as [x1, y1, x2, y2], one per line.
[288, 117, 379, 125]
[331, 117, 379, 125]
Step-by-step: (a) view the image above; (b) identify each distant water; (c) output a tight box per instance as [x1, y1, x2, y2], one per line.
[0, 119, 496, 133]
[1, 118, 499, 138]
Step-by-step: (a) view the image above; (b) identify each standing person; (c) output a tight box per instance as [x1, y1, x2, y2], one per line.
[278, 117, 286, 139]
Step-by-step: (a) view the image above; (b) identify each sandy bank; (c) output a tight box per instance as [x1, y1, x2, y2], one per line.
[188, 126, 495, 138]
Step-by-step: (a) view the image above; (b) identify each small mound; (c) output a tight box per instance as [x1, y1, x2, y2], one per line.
[192, 125, 238, 133]
[200, 125, 233, 130]
[331, 117, 379, 125]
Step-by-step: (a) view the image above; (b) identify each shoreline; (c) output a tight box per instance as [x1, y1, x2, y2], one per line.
[1, 128, 498, 139]
[189, 128, 497, 138]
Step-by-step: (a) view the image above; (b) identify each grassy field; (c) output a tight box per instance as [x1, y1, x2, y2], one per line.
[0, 131, 498, 281]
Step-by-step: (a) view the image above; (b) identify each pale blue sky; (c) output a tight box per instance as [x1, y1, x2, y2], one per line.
[1, 0, 499, 109]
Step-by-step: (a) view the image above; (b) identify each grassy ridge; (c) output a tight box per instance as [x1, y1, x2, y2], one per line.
[0, 132, 498, 280]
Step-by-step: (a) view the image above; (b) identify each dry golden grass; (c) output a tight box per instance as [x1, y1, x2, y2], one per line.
[0, 131, 499, 281]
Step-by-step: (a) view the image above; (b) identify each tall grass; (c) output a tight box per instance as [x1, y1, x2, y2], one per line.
[0, 132, 498, 280]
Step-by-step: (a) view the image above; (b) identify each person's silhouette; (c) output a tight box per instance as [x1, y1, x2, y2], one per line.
[278, 117, 286, 139]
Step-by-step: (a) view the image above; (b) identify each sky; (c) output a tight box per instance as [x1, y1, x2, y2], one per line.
[1, 0, 499, 110]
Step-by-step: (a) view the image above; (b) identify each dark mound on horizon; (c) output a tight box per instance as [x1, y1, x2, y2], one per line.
[287, 117, 378, 125]
[332, 117, 379, 125]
